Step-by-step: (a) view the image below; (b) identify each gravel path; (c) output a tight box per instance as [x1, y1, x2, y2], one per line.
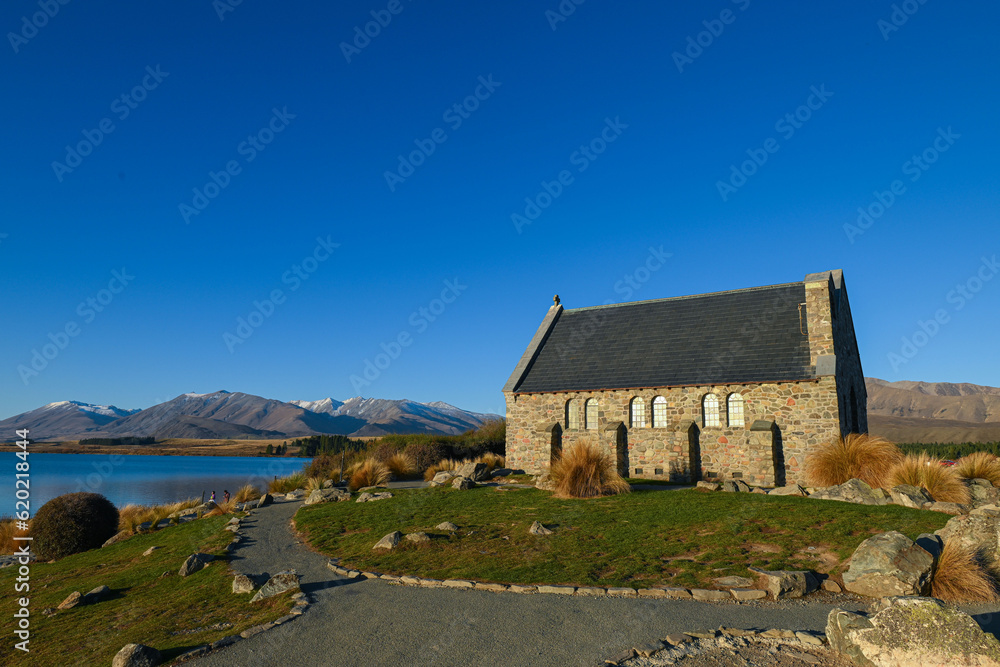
[191, 499, 888, 667]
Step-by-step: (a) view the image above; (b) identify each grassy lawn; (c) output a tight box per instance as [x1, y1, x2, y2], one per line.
[0, 516, 293, 666]
[296, 486, 950, 590]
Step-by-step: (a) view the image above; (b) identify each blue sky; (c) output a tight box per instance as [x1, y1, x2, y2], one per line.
[1, 0, 998, 419]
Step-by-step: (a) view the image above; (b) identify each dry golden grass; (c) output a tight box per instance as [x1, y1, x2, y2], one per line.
[550, 443, 631, 499]
[954, 452, 1000, 487]
[348, 458, 390, 492]
[0, 516, 29, 552]
[205, 499, 237, 517]
[888, 453, 971, 504]
[805, 433, 902, 489]
[269, 473, 306, 494]
[117, 499, 199, 533]
[384, 452, 417, 479]
[234, 484, 262, 503]
[475, 452, 506, 472]
[306, 476, 323, 491]
[931, 541, 1000, 602]
[423, 458, 460, 482]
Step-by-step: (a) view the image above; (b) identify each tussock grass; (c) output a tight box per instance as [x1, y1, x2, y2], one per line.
[117, 498, 199, 533]
[348, 458, 390, 492]
[234, 484, 262, 503]
[805, 433, 902, 489]
[423, 458, 460, 482]
[384, 452, 416, 479]
[888, 453, 971, 504]
[0, 516, 29, 553]
[204, 499, 237, 517]
[931, 541, 1000, 602]
[550, 443, 631, 499]
[475, 452, 506, 472]
[269, 472, 306, 494]
[954, 452, 1000, 487]
[305, 476, 323, 492]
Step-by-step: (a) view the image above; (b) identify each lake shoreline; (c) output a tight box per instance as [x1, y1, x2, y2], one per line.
[0, 440, 291, 458]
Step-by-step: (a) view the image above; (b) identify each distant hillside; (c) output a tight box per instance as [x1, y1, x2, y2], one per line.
[0, 401, 139, 438]
[866, 378, 1000, 443]
[292, 396, 495, 436]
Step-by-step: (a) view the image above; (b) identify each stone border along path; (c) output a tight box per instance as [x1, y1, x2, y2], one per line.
[187, 498, 880, 667]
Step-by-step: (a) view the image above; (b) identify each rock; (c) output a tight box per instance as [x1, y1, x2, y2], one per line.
[405, 532, 431, 544]
[768, 484, 807, 496]
[142, 546, 162, 556]
[827, 597, 1000, 667]
[731, 588, 767, 600]
[915, 533, 944, 560]
[925, 501, 968, 515]
[112, 643, 162, 667]
[373, 531, 402, 550]
[456, 461, 489, 482]
[968, 482, 1000, 507]
[889, 484, 932, 509]
[935, 513, 1000, 562]
[749, 568, 819, 600]
[179, 553, 214, 577]
[534, 473, 556, 491]
[436, 522, 459, 531]
[490, 468, 513, 478]
[722, 480, 751, 493]
[752, 487, 767, 494]
[451, 476, 475, 490]
[691, 588, 730, 601]
[528, 521, 553, 536]
[304, 489, 325, 505]
[714, 576, 754, 588]
[811, 479, 888, 506]
[696, 481, 720, 491]
[356, 492, 393, 503]
[842, 532, 933, 597]
[84, 585, 110, 603]
[257, 493, 273, 508]
[972, 504, 1000, 518]
[232, 574, 256, 594]
[250, 570, 301, 603]
[57, 591, 82, 610]
[432, 471, 457, 484]
[102, 530, 132, 548]
[822, 579, 842, 593]
[322, 479, 335, 488]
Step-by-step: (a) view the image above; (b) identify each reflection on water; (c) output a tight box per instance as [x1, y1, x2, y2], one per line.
[4, 453, 311, 515]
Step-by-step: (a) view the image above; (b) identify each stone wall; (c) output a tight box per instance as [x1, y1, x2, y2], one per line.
[504, 376, 843, 486]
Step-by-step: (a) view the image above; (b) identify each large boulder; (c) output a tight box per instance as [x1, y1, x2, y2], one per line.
[968, 480, 1000, 507]
[83, 585, 110, 603]
[256, 493, 273, 508]
[722, 480, 751, 493]
[827, 597, 1000, 666]
[455, 461, 489, 482]
[452, 476, 475, 490]
[250, 570, 300, 603]
[811, 479, 888, 506]
[528, 521, 553, 536]
[935, 513, 1000, 562]
[888, 484, 932, 509]
[768, 484, 807, 497]
[373, 531, 402, 550]
[842, 532, 933, 597]
[356, 492, 393, 503]
[112, 643, 162, 667]
[178, 553, 214, 577]
[303, 488, 348, 505]
[748, 567, 818, 600]
[432, 471, 457, 484]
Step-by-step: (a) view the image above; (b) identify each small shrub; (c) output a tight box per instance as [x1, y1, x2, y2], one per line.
[550, 443, 631, 499]
[954, 452, 1000, 487]
[888, 453, 971, 504]
[305, 454, 340, 481]
[348, 458, 390, 492]
[372, 440, 405, 462]
[405, 441, 450, 475]
[32, 492, 119, 559]
[424, 458, 460, 482]
[205, 499, 236, 517]
[805, 433, 902, 489]
[269, 473, 306, 494]
[384, 453, 416, 479]
[306, 476, 323, 491]
[931, 541, 1000, 602]
[234, 484, 261, 503]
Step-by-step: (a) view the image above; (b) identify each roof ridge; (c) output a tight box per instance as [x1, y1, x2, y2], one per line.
[564, 280, 803, 313]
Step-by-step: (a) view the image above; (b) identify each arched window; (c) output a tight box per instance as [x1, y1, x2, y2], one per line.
[703, 393, 720, 428]
[727, 393, 745, 427]
[630, 397, 647, 428]
[652, 396, 667, 428]
[585, 398, 598, 430]
[566, 399, 580, 430]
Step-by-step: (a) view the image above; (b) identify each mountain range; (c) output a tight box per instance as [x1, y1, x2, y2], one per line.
[866, 378, 1000, 443]
[0, 392, 499, 441]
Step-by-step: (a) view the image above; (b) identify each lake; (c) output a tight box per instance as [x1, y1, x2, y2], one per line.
[4, 453, 311, 515]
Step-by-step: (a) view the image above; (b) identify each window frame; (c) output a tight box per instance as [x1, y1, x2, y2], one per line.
[652, 395, 667, 428]
[584, 398, 598, 430]
[630, 397, 647, 428]
[727, 393, 745, 428]
[703, 393, 721, 428]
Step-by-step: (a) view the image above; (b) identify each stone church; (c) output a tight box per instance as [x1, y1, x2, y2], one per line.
[503, 270, 866, 487]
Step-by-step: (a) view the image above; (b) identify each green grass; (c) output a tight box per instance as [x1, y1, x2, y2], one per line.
[0, 515, 293, 666]
[296, 486, 949, 590]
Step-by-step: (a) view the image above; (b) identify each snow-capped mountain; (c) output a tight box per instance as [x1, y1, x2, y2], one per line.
[0, 401, 140, 437]
[291, 396, 497, 436]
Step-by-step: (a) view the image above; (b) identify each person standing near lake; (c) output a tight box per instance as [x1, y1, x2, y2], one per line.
[210, 491, 216, 503]
[223, 490, 230, 503]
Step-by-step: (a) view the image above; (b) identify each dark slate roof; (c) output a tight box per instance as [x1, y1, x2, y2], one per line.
[510, 282, 814, 393]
